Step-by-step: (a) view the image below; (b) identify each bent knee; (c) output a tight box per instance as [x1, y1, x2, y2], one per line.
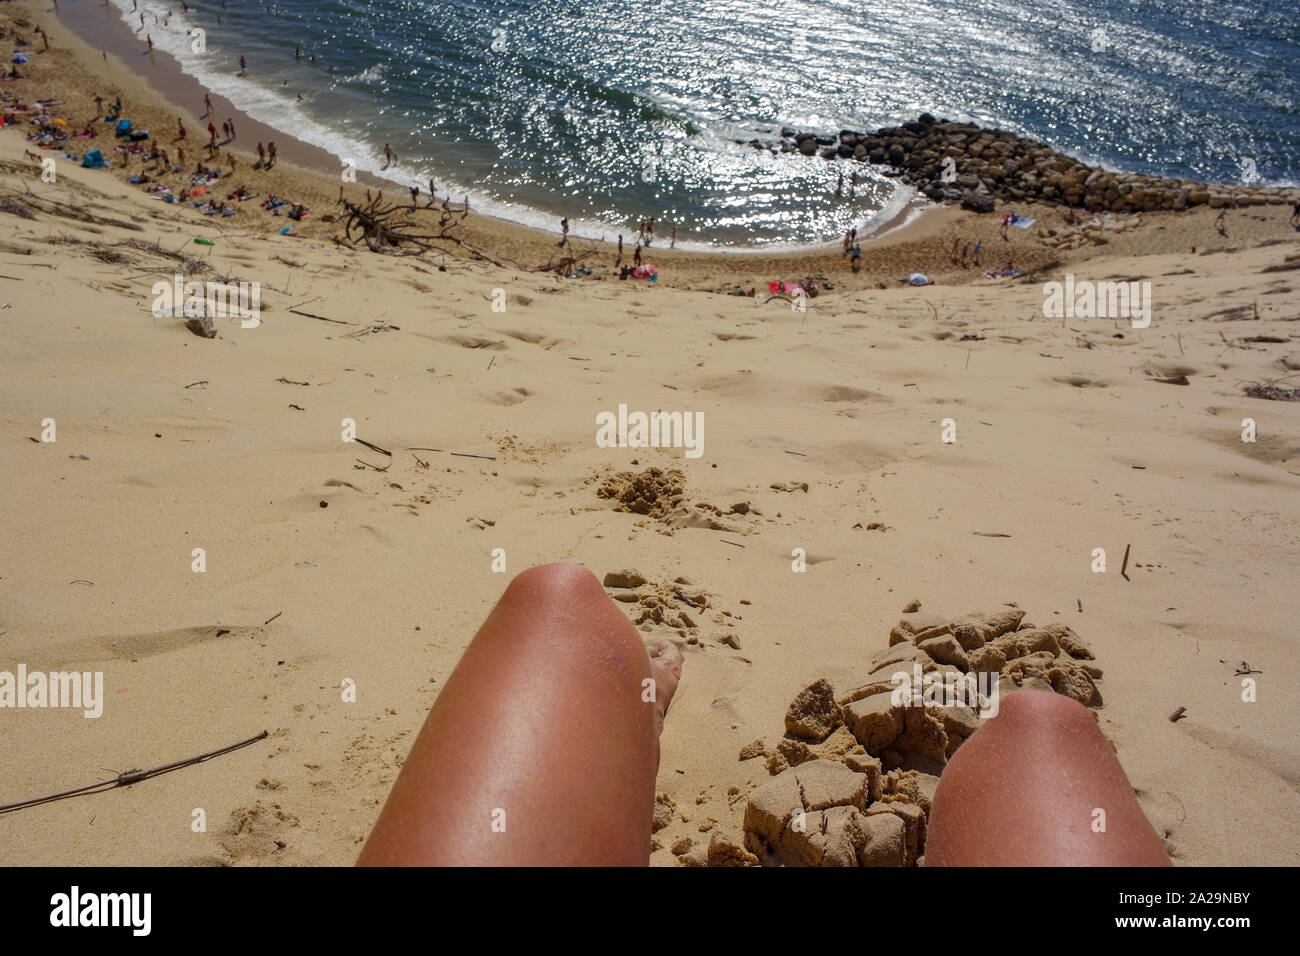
[507, 563, 604, 601]
[985, 688, 1099, 738]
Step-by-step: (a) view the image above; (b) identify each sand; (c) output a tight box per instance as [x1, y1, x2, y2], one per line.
[1, 0, 1298, 867]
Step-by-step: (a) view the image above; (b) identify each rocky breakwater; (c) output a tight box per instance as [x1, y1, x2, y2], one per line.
[771, 114, 1300, 214]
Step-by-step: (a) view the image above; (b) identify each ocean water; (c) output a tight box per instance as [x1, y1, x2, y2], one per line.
[105, 0, 1299, 247]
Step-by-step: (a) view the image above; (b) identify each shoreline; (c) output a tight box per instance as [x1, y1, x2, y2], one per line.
[10, 0, 1300, 292]
[51, 0, 934, 256]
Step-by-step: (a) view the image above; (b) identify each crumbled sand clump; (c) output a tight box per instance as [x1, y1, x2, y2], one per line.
[732, 600, 1104, 867]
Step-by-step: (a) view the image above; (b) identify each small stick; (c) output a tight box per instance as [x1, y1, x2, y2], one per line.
[263, 610, 282, 626]
[1121, 543, 1131, 578]
[1077, 598, 1083, 613]
[720, 539, 746, 548]
[0, 730, 269, 815]
[1168, 706, 1187, 722]
[487, 354, 495, 371]
[965, 349, 971, 369]
[290, 308, 353, 325]
[451, 451, 497, 461]
[785, 449, 807, 456]
[184, 380, 208, 389]
[352, 437, 391, 456]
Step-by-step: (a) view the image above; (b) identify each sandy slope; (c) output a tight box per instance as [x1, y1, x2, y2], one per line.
[0, 132, 1297, 865]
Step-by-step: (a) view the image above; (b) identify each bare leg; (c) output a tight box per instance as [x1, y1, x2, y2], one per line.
[358, 564, 681, 866]
[926, 690, 1170, 865]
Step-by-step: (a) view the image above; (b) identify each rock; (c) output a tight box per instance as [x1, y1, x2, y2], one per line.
[842, 691, 904, 752]
[950, 608, 1025, 649]
[1040, 623, 1094, 659]
[918, 634, 969, 671]
[798, 138, 817, 156]
[718, 634, 741, 649]
[858, 811, 908, 866]
[602, 569, 647, 589]
[902, 599, 922, 613]
[652, 793, 675, 833]
[671, 836, 693, 856]
[785, 678, 842, 742]
[764, 752, 789, 775]
[813, 724, 860, 759]
[883, 769, 942, 814]
[1047, 660, 1103, 706]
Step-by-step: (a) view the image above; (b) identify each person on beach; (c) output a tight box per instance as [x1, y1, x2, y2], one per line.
[843, 230, 852, 256]
[240, 56, 247, 75]
[295, 47, 301, 61]
[267, 142, 277, 167]
[560, 217, 569, 247]
[409, 185, 419, 209]
[950, 237, 960, 264]
[972, 240, 981, 268]
[850, 170, 858, 198]
[616, 234, 623, 267]
[850, 243, 862, 273]
[93, 95, 104, 117]
[383, 143, 395, 167]
[1291, 201, 1300, 229]
[256, 142, 265, 166]
[177, 118, 187, 140]
[227, 118, 235, 140]
[356, 564, 1172, 866]
[999, 214, 1010, 241]
[204, 96, 212, 119]
[428, 179, 437, 206]
[960, 243, 969, 268]
[836, 170, 843, 198]
[633, 242, 642, 267]
[670, 226, 676, 249]
[1216, 207, 1227, 237]
[177, 145, 185, 166]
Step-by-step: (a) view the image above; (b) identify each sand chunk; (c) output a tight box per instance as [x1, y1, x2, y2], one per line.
[843, 751, 883, 801]
[918, 634, 970, 670]
[813, 724, 859, 760]
[1047, 661, 1103, 706]
[837, 678, 896, 707]
[889, 611, 951, 647]
[602, 568, 647, 589]
[794, 758, 870, 811]
[842, 691, 904, 752]
[776, 738, 816, 768]
[966, 644, 1007, 675]
[951, 608, 1026, 646]
[1041, 623, 1094, 659]
[883, 769, 942, 814]
[858, 811, 908, 866]
[994, 627, 1061, 660]
[785, 678, 842, 741]
[596, 467, 685, 517]
[707, 829, 759, 867]
[738, 738, 767, 760]
[867, 801, 926, 861]
[652, 793, 675, 833]
[896, 704, 950, 765]
[902, 599, 922, 613]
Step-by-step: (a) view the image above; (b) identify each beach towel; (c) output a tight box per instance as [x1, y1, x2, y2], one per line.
[80, 149, 108, 169]
[632, 264, 658, 280]
[127, 130, 150, 141]
[1010, 215, 1035, 229]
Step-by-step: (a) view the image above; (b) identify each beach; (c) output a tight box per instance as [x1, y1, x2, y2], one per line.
[1, 0, 1298, 867]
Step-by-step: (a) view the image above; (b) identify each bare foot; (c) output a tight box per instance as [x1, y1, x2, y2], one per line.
[647, 640, 683, 737]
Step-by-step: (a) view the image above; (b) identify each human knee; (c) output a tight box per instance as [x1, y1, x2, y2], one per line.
[989, 688, 1097, 736]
